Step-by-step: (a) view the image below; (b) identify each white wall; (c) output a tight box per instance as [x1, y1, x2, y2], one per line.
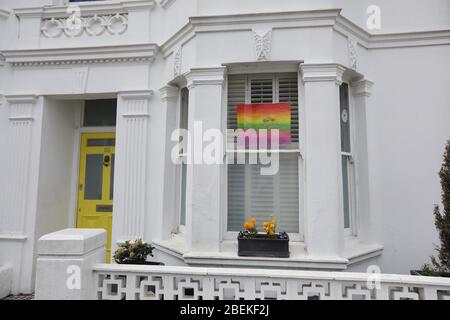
[196, 0, 450, 33]
[367, 44, 450, 273]
[34, 98, 78, 274]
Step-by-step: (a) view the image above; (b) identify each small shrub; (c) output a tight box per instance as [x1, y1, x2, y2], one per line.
[430, 141, 450, 273]
[419, 264, 441, 277]
[113, 239, 154, 265]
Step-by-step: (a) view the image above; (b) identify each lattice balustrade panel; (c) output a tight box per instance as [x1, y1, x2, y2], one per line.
[94, 267, 450, 301]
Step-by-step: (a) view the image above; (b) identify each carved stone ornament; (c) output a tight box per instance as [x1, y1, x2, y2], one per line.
[254, 30, 272, 61]
[348, 37, 358, 70]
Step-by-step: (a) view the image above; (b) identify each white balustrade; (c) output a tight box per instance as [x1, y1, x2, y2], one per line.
[93, 264, 450, 300]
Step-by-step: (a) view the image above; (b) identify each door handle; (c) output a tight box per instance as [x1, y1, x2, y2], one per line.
[103, 155, 111, 167]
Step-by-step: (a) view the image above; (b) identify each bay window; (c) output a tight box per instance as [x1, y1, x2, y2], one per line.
[226, 73, 301, 237]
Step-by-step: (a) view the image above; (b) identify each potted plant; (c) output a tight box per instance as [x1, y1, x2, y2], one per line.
[113, 239, 164, 266]
[238, 214, 289, 258]
[411, 141, 450, 277]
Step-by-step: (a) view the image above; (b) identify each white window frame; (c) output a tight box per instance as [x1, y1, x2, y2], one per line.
[342, 83, 358, 237]
[175, 87, 189, 235]
[223, 72, 304, 242]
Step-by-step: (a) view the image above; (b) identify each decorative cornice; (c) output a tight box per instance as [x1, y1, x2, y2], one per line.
[369, 29, 450, 49]
[3, 43, 158, 67]
[14, 0, 156, 18]
[5, 94, 38, 105]
[159, 85, 179, 101]
[160, 23, 195, 58]
[0, 9, 10, 19]
[161, 9, 450, 59]
[160, 0, 176, 9]
[189, 9, 341, 30]
[185, 67, 227, 89]
[119, 90, 153, 101]
[5, 94, 39, 121]
[351, 79, 374, 97]
[300, 63, 346, 85]
[335, 15, 450, 49]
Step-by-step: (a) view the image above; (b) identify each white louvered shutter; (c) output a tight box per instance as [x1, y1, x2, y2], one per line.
[227, 73, 300, 234]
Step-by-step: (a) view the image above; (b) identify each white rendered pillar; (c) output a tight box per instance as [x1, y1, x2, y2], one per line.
[301, 64, 346, 257]
[158, 85, 180, 240]
[0, 94, 42, 293]
[185, 67, 226, 252]
[112, 91, 152, 246]
[351, 79, 374, 243]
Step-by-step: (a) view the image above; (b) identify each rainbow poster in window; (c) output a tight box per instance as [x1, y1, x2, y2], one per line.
[236, 103, 291, 147]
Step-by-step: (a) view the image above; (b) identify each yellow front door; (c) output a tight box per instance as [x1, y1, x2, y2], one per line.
[77, 133, 115, 262]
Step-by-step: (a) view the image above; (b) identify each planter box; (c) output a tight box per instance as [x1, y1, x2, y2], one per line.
[238, 233, 289, 258]
[410, 270, 450, 277]
[117, 261, 165, 266]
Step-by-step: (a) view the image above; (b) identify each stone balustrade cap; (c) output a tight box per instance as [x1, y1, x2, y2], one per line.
[38, 228, 106, 256]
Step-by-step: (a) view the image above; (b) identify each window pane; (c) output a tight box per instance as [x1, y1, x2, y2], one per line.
[227, 154, 299, 233]
[87, 138, 116, 147]
[180, 88, 189, 130]
[250, 79, 273, 103]
[110, 154, 115, 200]
[342, 155, 351, 229]
[84, 154, 103, 200]
[340, 83, 351, 152]
[179, 88, 189, 226]
[83, 99, 117, 127]
[180, 163, 187, 226]
[279, 77, 299, 144]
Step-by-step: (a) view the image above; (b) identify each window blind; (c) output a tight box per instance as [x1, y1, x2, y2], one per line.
[227, 74, 300, 234]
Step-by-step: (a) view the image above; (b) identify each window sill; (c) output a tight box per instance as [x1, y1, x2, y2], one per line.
[343, 238, 384, 266]
[153, 235, 384, 271]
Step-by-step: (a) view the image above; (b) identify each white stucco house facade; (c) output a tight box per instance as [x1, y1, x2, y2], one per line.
[0, 0, 449, 296]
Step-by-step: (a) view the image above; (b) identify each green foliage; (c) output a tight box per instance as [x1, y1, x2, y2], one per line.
[419, 264, 441, 277]
[113, 239, 154, 264]
[430, 141, 450, 273]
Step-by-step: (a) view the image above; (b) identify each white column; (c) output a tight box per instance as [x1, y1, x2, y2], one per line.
[112, 91, 152, 246]
[159, 85, 180, 240]
[301, 64, 346, 257]
[351, 79, 374, 243]
[0, 94, 42, 293]
[185, 67, 226, 252]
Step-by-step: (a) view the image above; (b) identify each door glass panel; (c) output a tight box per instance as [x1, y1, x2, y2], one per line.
[87, 138, 116, 147]
[110, 154, 115, 200]
[84, 154, 103, 200]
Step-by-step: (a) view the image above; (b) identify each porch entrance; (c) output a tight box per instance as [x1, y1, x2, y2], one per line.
[77, 132, 115, 262]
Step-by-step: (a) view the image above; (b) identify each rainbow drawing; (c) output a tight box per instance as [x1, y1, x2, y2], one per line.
[236, 103, 291, 147]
